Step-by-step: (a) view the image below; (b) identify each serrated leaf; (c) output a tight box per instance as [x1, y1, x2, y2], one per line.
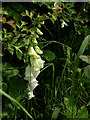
[42, 50, 55, 62]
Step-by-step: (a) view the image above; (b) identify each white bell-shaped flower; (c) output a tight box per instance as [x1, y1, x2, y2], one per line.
[24, 65, 40, 80]
[29, 78, 39, 90]
[28, 91, 34, 100]
[30, 57, 45, 71]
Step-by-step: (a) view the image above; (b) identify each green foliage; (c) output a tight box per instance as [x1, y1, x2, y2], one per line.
[3, 62, 19, 79]
[0, 89, 34, 120]
[63, 97, 88, 118]
[80, 55, 90, 64]
[84, 65, 90, 79]
[1, 2, 90, 120]
[51, 107, 60, 119]
[42, 50, 56, 62]
[77, 105, 88, 118]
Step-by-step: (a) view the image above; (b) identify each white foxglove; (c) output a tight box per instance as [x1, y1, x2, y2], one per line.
[24, 65, 40, 79]
[35, 46, 43, 54]
[28, 91, 34, 100]
[25, 45, 45, 100]
[30, 57, 45, 71]
[29, 78, 39, 90]
[28, 46, 40, 58]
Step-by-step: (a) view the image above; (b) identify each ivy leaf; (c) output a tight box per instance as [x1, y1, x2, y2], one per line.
[42, 50, 55, 62]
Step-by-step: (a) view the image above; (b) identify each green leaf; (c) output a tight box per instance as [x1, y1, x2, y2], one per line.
[13, 12, 19, 23]
[42, 50, 56, 62]
[77, 105, 88, 118]
[77, 35, 90, 58]
[3, 69, 19, 78]
[84, 65, 90, 79]
[7, 46, 14, 55]
[25, 10, 29, 16]
[5, 6, 14, 17]
[72, 35, 90, 93]
[21, 12, 27, 16]
[3, 62, 19, 78]
[15, 47, 23, 60]
[79, 55, 90, 64]
[51, 107, 60, 119]
[16, 50, 22, 60]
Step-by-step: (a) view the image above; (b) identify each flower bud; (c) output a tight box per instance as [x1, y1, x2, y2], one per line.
[32, 38, 38, 44]
[30, 57, 45, 71]
[41, 21, 44, 25]
[28, 46, 40, 58]
[35, 46, 43, 54]
[36, 28, 43, 35]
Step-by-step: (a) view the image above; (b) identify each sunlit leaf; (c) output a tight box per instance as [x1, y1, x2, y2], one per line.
[79, 55, 90, 64]
[84, 65, 90, 79]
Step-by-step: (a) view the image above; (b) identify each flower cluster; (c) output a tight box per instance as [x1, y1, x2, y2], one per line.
[24, 46, 44, 100]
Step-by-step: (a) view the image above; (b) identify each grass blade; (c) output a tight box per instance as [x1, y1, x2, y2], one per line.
[71, 35, 90, 118]
[0, 89, 34, 120]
